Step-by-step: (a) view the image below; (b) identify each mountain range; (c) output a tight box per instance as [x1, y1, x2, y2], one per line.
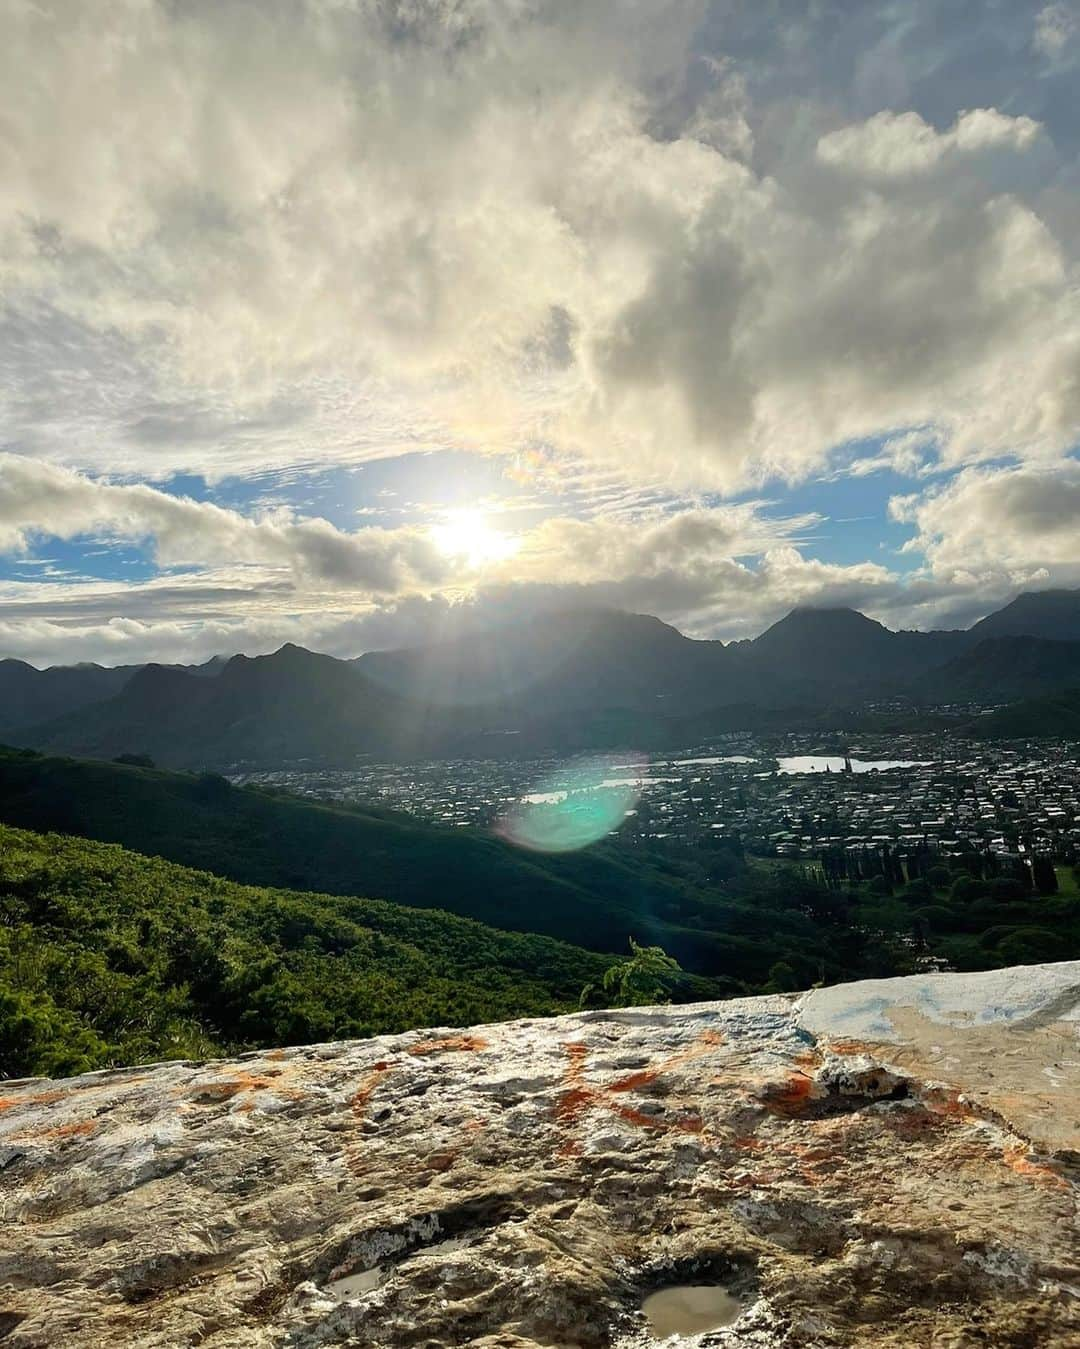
[0, 653, 225, 733]
[4, 590, 1080, 766]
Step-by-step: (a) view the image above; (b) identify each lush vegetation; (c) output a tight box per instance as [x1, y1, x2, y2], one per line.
[582, 938, 685, 1009]
[0, 748, 888, 984]
[970, 687, 1080, 739]
[3, 747, 1078, 1078]
[0, 822, 659, 1078]
[806, 844, 1080, 972]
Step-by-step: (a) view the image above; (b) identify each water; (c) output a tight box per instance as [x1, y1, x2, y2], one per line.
[412, 1236, 469, 1259]
[327, 1267, 384, 1299]
[777, 756, 926, 775]
[521, 776, 681, 804]
[522, 763, 759, 806]
[641, 1285, 743, 1338]
[658, 755, 755, 766]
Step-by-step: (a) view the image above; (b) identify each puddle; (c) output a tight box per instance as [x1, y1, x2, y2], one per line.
[641, 1285, 743, 1339]
[327, 1267, 385, 1300]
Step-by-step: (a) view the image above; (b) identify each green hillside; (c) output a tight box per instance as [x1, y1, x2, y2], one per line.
[0, 822, 632, 1078]
[0, 747, 840, 981]
[971, 687, 1080, 739]
[4, 747, 1078, 1078]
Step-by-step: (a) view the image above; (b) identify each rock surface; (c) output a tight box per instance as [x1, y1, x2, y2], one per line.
[1, 963, 1078, 1348]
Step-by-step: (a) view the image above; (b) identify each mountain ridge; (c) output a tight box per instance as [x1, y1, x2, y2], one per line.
[9, 587, 1079, 675]
[968, 588, 1080, 643]
[7, 589, 1080, 761]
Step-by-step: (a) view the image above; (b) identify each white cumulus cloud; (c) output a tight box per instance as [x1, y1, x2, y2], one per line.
[891, 460, 1080, 587]
[0, 454, 447, 593]
[2, 2, 1080, 662]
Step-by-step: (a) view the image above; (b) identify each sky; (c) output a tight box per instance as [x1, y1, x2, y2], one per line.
[2, 0, 1080, 667]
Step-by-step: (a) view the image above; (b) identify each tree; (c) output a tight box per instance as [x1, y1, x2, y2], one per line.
[950, 874, 985, 903]
[995, 927, 1060, 966]
[581, 938, 683, 1009]
[763, 960, 800, 993]
[913, 905, 953, 937]
[194, 772, 231, 803]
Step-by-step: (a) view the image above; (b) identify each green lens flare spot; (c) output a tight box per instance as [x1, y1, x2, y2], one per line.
[497, 754, 644, 853]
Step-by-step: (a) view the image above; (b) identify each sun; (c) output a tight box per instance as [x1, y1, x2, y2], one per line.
[430, 508, 519, 568]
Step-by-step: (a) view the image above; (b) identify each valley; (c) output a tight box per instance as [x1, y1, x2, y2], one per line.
[2, 741, 1079, 1078]
[235, 733, 1080, 879]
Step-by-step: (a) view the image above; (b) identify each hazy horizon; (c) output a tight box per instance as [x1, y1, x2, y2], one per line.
[6, 587, 1077, 672]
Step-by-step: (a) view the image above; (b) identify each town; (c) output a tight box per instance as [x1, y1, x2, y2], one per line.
[236, 732, 1080, 879]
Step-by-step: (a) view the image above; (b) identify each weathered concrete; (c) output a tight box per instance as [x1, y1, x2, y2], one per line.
[0, 963, 1077, 1347]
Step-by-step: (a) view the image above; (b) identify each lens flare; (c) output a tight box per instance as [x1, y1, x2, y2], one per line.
[496, 754, 646, 853]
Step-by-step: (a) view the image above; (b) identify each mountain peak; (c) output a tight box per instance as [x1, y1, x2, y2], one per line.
[970, 588, 1080, 642]
[786, 605, 882, 624]
[215, 643, 352, 693]
[756, 606, 888, 644]
[266, 642, 342, 665]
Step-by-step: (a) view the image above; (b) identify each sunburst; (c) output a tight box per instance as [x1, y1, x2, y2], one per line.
[430, 508, 519, 568]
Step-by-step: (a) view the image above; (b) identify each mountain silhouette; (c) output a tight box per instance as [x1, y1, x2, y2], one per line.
[9, 590, 1080, 764]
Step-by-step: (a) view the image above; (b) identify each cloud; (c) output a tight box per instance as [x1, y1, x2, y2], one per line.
[2, 2, 1080, 665]
[816, 108, 1043, 179]
[0, 454, 447, 593]
[1034, 3, 1080, 59]
[2, 450, 1075, 666]
[503, 505, 817, 581]
[846, 429, 941, 479]
[1, 1, 1079, 492]
[891, 460, 1080, 588]
[0, 489, 928, 664]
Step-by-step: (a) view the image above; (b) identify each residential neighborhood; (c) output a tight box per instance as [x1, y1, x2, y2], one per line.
[236, 733, 1080, 876]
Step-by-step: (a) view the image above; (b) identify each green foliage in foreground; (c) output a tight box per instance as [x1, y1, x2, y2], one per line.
[588, 938, 684, 1009]
[1, 822, 688, 1079]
